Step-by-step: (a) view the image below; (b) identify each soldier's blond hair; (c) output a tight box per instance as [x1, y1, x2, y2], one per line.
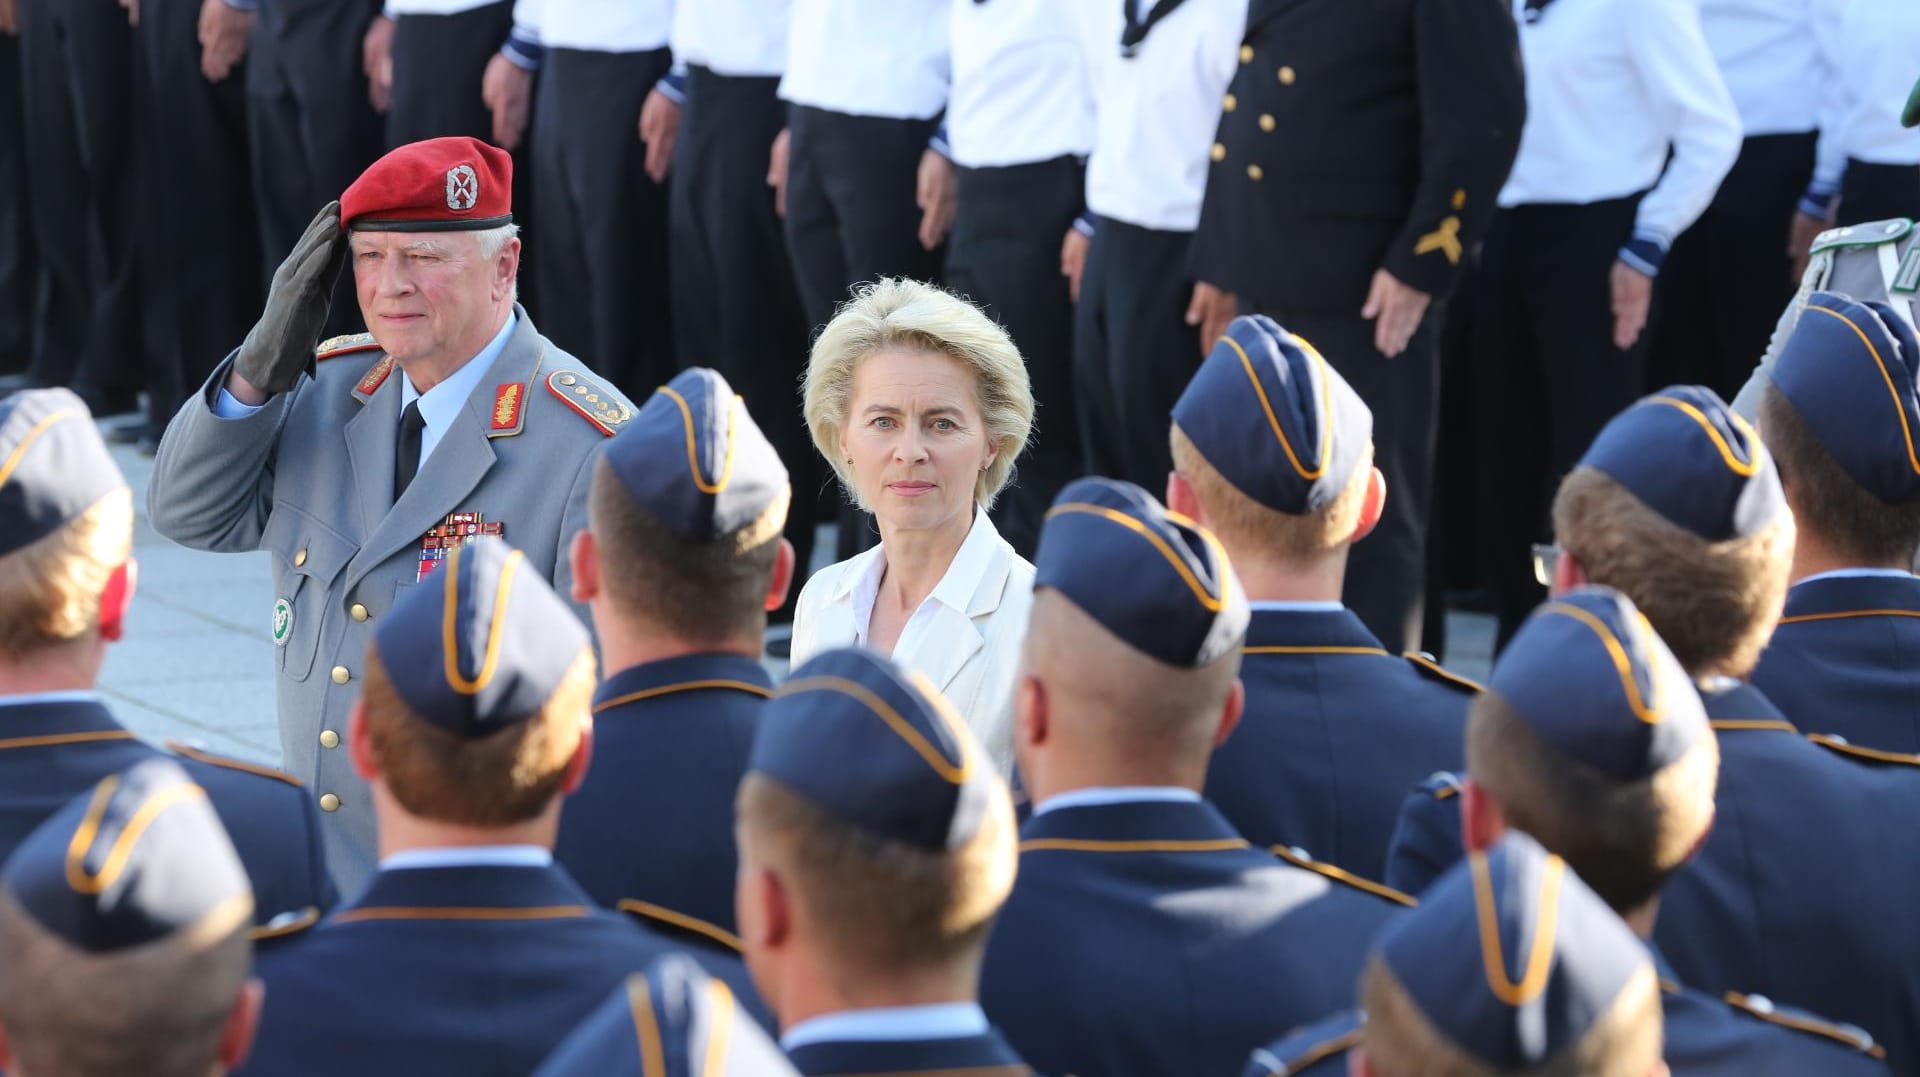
[0, 488, 133, 658]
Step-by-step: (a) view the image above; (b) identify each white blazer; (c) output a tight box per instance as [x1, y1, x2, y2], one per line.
[791, 510, 1035, 773]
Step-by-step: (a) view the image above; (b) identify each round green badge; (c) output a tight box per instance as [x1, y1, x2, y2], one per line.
[272, 598, 293, 646]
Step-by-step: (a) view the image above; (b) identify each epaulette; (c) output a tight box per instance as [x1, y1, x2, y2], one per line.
[166, 740, 305, 788]
[546, 370, 632, 437]
[316, 332, 382, 361]
[252, 906, 321, 943]
[1810, 218, 1913, 255]
[1246, 1011, 1364, 1076]
[617, 898, 743, 954]
[1723, 991, 1887, 1059]
[1403, 652, 1484, 694]
[1270, 845, 1417, 907]
[1807, 733, 1920, 769]
[1415, 770, 1463, 801]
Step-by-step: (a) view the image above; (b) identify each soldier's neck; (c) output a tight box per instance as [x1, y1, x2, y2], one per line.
[1620, 897, 1660, 941]
[374, 801, 561, 860]
[0, 643, 102, 699]
[595, 616, 764, 675]
[1226, 546, 1347, 605]
[1788, 527, 1913, 584]
[774, 952, 982, 1035]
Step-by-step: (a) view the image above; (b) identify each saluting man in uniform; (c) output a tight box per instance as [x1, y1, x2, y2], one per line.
[147, 135, 635, 891]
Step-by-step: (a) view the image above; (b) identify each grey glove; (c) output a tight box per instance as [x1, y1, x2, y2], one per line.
[234, 201, 348, 395]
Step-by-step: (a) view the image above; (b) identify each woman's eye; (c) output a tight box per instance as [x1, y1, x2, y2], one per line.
[932, 418, 956, 431]
[872, 417, 895, 429]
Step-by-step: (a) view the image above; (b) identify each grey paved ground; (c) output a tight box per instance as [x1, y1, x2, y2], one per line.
[102, 419, 1497, 769]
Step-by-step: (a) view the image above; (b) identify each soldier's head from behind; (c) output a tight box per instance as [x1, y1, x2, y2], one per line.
[735, 648, 1015, 1024]
[0, 759, 261, 1077]
[574, 367, 795, 656]
[352, 537, 597, 838]
[340, 136, 522, 371]
[1356, 832, 1664, 1077]
[1756, 292, 1920, 572]
[0, 389, 137, 684]
[1463, 588, 1716, 921]
[1016, 477, 1249, 803]
[1551, 385, 1793, 679]
[1167, 316, 1383, 588]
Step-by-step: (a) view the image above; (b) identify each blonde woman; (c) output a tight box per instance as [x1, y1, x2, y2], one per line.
[793, 279, 1036, 770]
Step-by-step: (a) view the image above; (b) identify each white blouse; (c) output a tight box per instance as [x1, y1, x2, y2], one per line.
[791, 510, 1035, 774]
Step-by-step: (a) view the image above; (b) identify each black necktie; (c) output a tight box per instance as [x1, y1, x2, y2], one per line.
[1120, 0, 1189, 57]
[394, 400, 425, 501]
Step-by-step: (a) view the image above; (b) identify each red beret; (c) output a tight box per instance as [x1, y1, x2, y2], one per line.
[340, 136, 513, 233]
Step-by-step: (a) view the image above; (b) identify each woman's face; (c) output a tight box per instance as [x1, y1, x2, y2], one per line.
[838, 347, 997, 539]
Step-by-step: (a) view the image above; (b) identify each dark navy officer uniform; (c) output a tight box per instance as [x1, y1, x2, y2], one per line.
[0, 389, 336, 936]
[1174, 316, 1473, 881]
[240, 538, 765, 1077]
[2, 757, 257, 962]
[752, 647, 1031, 1076]
[555, 368, 788, 941]
[1748, 294, 1920, 753]
[535, 955, 798, 1077]
[980, 478, 1405, 1077]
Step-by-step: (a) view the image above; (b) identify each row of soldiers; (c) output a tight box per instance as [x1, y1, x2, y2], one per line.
[5, 253, 1920, 1074]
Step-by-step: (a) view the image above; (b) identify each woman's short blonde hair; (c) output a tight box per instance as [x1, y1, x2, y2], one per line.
[803, 279, 1034, 510]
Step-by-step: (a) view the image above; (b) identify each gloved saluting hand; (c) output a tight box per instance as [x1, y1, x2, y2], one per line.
[234, 200, 348, 395]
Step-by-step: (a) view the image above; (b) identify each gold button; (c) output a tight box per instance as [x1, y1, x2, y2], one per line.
[319, 729, 340, 749]
[1247, 165, 1265, 181]
[1279, 66, 1297, 85]
[330, 665, 351, 685]
[1259, 114, 1276, 133]
[293, 548, 308, 567]
[1211, 142, 1227, 162]
[350, 603, 369, 622]
[319, 793, 340, 813]
[1239, 44, 1254, 63]
[1223, 93, 1237, 112]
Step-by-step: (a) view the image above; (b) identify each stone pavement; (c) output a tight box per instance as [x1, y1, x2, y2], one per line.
[102, 420, 1497, 769]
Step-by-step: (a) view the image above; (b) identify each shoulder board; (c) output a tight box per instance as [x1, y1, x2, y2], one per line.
[1810, 218, 1913, 255]
[546, 370, 632, 437]
[1270, 845, 1417, 907]
[1416, 770, 1463, 801]
[1403, 652, 1484, 694]
[616, 898, 744, 954]
[351, 355, 396, 402]
[166, 740, 305, 788]
[316, 332, 382, 361]
[1247, 1012, 1364, 1077]
[252, 905, 321, 943]
[1807, 733, 1920, 769]
[1723, 991, 1886, 1059]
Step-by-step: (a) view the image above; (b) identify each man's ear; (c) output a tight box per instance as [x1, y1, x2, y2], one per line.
[218, 977, 266, 1070]
[558, 722, 594, 796]
[569, 529, 599, 604]
[1166, 470, 1205, 523]
[1349, 466, 1387, 544]
[1015, 672, 1047, 750]
[492, 237, 523, 302]
[347, 702, 379, 783]
[1551, 549, 1587, 596]
[98, 558, 138, 643]
[1461, 777, 1506, 854]
[1213, 677, 1245, 749]
[766, 538, 796, 612]
[1349, 1044, 1373, 1077]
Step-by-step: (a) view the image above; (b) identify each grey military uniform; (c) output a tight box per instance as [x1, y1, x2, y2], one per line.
[1733, 217, 1920, 418]
[147, 306, 632, 890]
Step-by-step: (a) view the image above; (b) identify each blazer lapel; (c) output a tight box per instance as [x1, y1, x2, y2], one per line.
[916, 603, 985, 696]
[343, 371, 400, 539]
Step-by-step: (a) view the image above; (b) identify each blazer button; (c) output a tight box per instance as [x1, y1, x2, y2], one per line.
[1223, 93, 1237, 112]
[1278, 66, 1297, 85]
[1247, 165, 1265, 181]
[293, 548, 308, 567]
[1259, 114, 1277, 133]
[319, 729, 340, 749]
[350, 603, 370, 622]
[319, 793, 341, 813]
[1239, 44, 1254, 63]
[1211, 143, 1227, 162]
[331, 665, 351, 685]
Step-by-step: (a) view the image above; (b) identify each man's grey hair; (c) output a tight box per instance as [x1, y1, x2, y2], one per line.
[476, 223, 521, 303]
